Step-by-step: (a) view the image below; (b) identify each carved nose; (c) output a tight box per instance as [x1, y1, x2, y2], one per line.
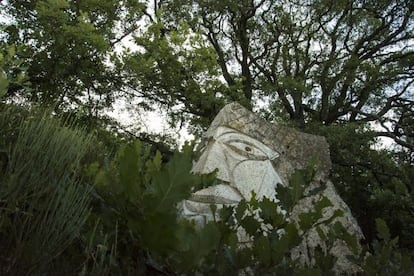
[191, 142, 231, 182]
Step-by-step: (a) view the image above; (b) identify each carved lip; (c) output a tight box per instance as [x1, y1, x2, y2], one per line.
[188, 194, 240, 204]
[187, 182, 243, 204]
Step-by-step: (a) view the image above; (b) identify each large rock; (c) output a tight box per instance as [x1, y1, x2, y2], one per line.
[179, 102, 363, 273]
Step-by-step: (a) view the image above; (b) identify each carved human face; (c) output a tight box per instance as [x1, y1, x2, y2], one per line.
[192, 126, 283, 201]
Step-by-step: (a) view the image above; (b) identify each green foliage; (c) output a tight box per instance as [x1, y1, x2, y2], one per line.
[362, 218, 414, 276]
[276, 167, 312, 213]
[123, 0, 414, 151]
[87, 140, 219, 274]
[308, 122, 414, 249]
[121, 15, 229, 130]
[0, 0, 411, 273]
[0, 111, 93, 274]
[0, 0, 144, 112]
[0, 110, 411, 274]
[184, 159, 351, 275]
[80, 140, 357, 274]
[0, 44, 30, 99]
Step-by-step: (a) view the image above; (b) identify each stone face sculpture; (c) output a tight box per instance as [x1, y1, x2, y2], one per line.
[179, 102, 363, 273]
[180, 125, 283, 225]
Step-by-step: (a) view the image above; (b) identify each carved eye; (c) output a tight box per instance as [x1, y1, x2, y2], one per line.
[226, 140, 267, 160]
[214, 127, 280, 161]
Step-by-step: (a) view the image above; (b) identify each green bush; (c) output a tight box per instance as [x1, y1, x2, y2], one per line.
[307, 123, 414, 249]
[0, 108, 412, 275]
[362, 218, 414, 276]
[85, 142, 357, 275]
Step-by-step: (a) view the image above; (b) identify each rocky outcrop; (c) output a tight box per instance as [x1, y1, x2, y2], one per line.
[180, 102, 363, 273]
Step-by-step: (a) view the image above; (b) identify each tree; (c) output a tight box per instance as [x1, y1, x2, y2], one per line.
[1, 0, 413, 251]
[0, 0, 144, 116]
[117, 0, 414, 247]
[119, 7, 230, 130]
[1, 0, 412, 147]
[122, 0, 413, 151]
[4, 0, 411, 149]
[0, 0, 413, 273]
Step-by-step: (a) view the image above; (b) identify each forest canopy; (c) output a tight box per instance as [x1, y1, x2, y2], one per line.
[0, 0, 413, 274]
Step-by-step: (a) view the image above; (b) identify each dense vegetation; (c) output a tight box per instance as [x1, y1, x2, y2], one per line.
[0, 0, 413, 274]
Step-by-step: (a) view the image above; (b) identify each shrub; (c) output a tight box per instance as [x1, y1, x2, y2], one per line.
[0, 112, 93, 274]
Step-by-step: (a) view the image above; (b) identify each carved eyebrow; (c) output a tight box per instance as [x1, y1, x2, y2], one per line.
[214, 129, 238, 138]
[215, 130, 254, 141]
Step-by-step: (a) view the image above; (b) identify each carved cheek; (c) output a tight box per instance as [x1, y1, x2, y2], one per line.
[232, 160, 282, 201]
[192, 142, 231, 182]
